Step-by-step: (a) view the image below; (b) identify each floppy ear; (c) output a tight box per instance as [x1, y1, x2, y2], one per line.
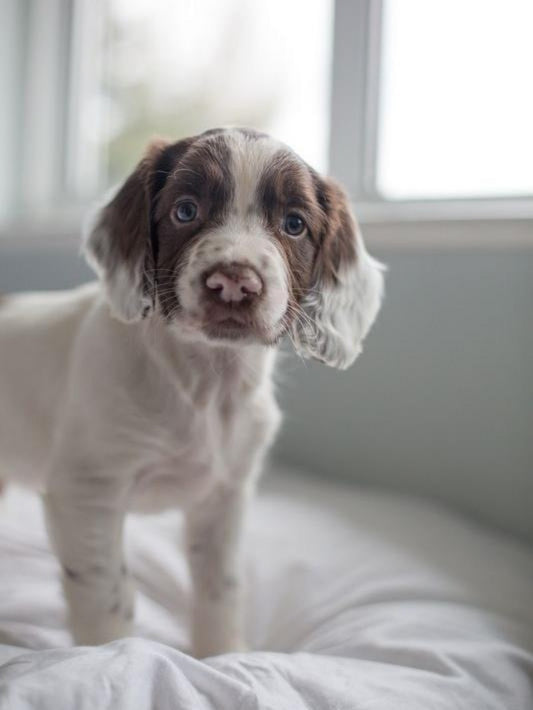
[83, 139, 169, 323]
[291, 178, 385, 370]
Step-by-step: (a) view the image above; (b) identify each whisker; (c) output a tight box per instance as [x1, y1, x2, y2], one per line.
[156, 289, 178, 298]
[286, 303, 317, 333]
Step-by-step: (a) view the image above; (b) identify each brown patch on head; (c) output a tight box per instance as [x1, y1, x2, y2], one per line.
[256, 148, 359, 335]
[256, 150, 323, 306]
[151, 133, 235, 317]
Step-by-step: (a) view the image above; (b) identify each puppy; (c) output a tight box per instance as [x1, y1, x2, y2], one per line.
[0, 128, 384, 657]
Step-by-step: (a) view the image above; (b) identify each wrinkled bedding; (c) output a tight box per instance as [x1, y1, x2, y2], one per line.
[0, 470, 532, 709]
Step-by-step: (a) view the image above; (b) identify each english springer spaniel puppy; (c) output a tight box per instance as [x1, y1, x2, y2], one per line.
[0, 128, 384, 657]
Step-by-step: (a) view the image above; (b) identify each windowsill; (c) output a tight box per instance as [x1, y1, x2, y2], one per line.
[0, 211, 85, 250]
[361, 218, 533, 250]
[355, 196, 533, 224]
[1, 199, 532, 252]
[355, 197, 533, 249]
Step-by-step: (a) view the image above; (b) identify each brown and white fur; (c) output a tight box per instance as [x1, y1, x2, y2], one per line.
[0, 128, 384, 657]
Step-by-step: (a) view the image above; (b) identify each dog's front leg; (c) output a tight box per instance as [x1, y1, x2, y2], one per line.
[43, 473, 133, 646]
[185, 484, 249, 658]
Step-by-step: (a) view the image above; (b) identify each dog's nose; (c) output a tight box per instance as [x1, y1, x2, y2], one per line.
[205, 263, 262, 303]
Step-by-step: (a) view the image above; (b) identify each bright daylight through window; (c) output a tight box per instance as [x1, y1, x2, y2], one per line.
[377, 0, 533, 200]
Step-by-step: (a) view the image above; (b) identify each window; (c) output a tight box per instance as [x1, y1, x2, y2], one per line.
[0, 0, 333, 230]
[377, 0, 533, 200]
[330, 0, 533, 227]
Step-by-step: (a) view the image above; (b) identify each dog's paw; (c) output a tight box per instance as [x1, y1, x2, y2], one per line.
[68, 586, 135, 646]
[70, 610, 134, 646]
[64, 569, 135, 646]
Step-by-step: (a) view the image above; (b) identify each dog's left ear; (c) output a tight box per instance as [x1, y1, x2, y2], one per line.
[291, 177, 385, 370]
[83, 139, 170, 323]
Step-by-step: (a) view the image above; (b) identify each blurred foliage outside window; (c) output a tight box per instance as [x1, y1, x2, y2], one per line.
[99, 0, 333, 185]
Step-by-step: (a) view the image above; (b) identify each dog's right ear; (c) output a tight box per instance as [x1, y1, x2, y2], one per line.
[83, 139, 170, 323]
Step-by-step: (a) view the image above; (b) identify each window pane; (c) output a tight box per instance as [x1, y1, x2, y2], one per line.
[99, 0, 333, 184]
[377, 0, 533, 199]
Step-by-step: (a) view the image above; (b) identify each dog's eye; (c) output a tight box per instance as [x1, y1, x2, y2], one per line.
[174, 201, 198, 223]
[284, 213, 306, 237]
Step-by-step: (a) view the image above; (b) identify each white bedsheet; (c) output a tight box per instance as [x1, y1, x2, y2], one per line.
[0, 471, 531, 709]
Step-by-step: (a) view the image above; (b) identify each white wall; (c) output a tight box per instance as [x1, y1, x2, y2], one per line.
[275, 246, 533, 541]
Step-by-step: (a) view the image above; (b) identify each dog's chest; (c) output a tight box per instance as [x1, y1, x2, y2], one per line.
[126, 378, 263, 512]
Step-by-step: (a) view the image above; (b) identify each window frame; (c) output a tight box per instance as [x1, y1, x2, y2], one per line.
[1, 0, 532, 248]
[0, 0, 105, 236]
[329, 0, 533, 245]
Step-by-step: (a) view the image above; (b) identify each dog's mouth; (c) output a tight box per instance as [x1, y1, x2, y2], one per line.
[202, 307, 259, 341]
[203, 319, 252, 341]
[199, 304, 283, 344]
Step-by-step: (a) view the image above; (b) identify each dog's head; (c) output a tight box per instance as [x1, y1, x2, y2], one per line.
[84, 128, 384, 369]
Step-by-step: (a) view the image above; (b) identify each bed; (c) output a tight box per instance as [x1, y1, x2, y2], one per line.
[0, 468, 532, 709]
